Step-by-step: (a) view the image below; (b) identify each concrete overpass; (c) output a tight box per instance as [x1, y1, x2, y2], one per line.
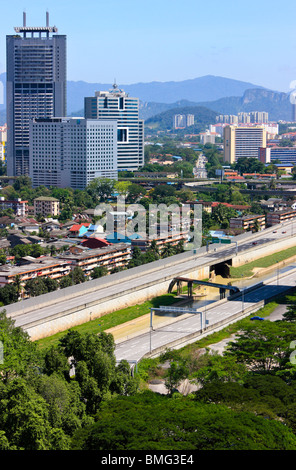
[4, 219, 296, 341]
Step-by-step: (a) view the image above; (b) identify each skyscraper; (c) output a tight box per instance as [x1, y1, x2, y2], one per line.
[84, 84, 144, 171]
[6, 12, 66, 177]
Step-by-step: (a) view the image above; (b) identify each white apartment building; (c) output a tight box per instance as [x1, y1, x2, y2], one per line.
[29, 117, 118, 189]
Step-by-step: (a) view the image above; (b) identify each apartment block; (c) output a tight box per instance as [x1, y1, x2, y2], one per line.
[229, 214, 266, 231]
[33, 196, 60, 217]
[0, 256, 72, 288]
[266, 210, 296, 226]
[57, 243, 131, 274]
[0, 197, 28, 217]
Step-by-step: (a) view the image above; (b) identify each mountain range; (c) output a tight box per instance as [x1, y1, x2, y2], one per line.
[0, 73, 294, 125]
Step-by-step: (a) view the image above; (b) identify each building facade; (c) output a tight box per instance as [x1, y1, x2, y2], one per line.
[0, 125, 7, 162]
[84, 84, 144, 171]
[34, 196, 60, 217]
[29, 117, 118, 189]
[6, 12, 66, 177]
[224, 125, 267, 164]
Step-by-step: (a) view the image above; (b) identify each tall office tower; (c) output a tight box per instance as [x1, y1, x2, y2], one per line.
[6, 12, 66, 177]
[224, 125, 267, 164]
[84, 84, 144, 171]
[29, 117, 118, 190]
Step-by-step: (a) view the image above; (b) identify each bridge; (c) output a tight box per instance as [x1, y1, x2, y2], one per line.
[5, 218, 296, 341]
[168, 276, 240, 299]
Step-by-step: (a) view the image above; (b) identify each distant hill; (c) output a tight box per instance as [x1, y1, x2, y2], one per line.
[0, 72, 292, 125]
[145, 105, 218, 133]
[66, 75, 266, 114]
[141, 89, 294, 124]
[193, 88, 293, 122]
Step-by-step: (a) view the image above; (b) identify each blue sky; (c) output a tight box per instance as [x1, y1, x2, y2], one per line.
[1, 0, 296, 92]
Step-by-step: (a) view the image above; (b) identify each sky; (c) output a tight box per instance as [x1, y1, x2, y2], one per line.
[0, 0, 296, 93]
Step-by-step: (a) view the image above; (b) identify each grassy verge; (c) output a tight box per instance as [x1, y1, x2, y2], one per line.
[230, 245, 296, 278]
[36, 292, 180, 350]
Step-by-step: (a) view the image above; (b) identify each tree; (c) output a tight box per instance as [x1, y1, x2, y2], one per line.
[91, 266, 108, 279]
[164, 360, 189, 395]
[72, 267, 86, 284]
[225, 321, 296, 372]
[24, 278, 48, 297]
[86, 178, 115, 202]
[71, 391, 296, 450]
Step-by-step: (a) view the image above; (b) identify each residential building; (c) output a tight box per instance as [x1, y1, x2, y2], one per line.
[84, 84, 144, 171]
[34, 196, 60, 217]
[266, 210, 296, 226]
[0, 197, 28, 216]
[0, 256, 72, 288]
[29, 117, 118, 189]
[6, 12, 66, 177]
[57, 243, 131, 274]
[229, 214, 266, 231]
[131, 231, 188, 252]
[224, 125, 267, 164]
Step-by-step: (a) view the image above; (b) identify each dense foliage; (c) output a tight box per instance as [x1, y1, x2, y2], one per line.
[2, 302, 296, 450]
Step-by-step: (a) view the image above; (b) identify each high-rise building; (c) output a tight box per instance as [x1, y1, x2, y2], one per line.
[224, 125, 267, 164]
[84, 84, 144, 171]
[6, 12, 66, 177]
[29, 117, 118, 190]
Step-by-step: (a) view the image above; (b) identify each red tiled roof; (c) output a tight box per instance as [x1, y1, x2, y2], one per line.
[69, 223, 90, 232]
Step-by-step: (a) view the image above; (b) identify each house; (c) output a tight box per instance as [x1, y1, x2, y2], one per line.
[84, 224, 104, 238]
[68, 223, 90, 238]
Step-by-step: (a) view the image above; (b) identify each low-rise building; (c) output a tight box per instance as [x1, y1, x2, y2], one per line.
[57, 243, 131, 274]
[266, 210, 296, 226]
[229, 214, 266, 231]
[0, 197, 28, 217]
[0, 256, 72, 287]
[34, 197, 60, 217]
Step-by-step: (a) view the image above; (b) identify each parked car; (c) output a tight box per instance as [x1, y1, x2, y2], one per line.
[250, 316, 264, 321]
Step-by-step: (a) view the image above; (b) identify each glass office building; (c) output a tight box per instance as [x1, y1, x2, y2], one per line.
[84, 84, 144, 171]
[6, 12, 66, 177]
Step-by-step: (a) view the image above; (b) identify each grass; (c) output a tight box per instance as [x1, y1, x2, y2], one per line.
[35, 245, 296, 351]
[36, 292, 180, 350]
[230, 245, 296, 278]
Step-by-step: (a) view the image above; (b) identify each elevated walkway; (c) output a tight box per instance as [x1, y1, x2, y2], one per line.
[168, 276, 240, 299]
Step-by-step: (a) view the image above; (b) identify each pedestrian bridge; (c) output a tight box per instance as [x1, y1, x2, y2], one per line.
[168, 276, 240, 299]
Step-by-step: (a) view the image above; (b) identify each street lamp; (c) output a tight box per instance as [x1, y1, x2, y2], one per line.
[242, 288, 245, 312]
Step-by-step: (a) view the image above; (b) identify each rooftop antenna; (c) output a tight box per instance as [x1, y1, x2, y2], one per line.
[23, 11, 26, 27]
[46, 10, 49, 27]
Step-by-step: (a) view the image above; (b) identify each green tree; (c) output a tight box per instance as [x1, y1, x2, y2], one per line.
[91, 266, 108, 279]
